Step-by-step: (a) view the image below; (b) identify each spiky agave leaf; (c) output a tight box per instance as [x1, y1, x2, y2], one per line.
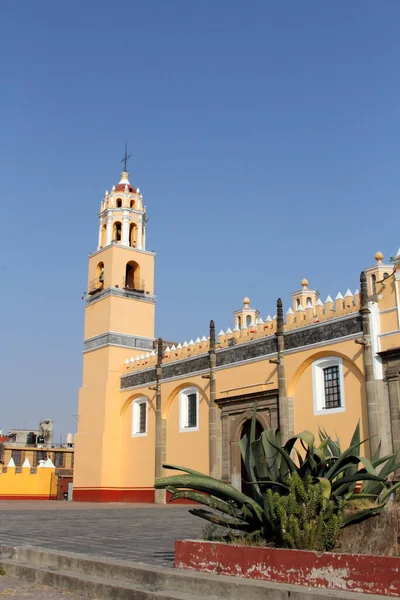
[155, 473, 264, 521]
[190, 508, 253, 530]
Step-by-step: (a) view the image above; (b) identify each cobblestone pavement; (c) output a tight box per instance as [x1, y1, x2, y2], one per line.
[0, 502, 204, 567]
[0, 575, 90, 599]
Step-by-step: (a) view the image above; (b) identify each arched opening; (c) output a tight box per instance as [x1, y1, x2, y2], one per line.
[306, 297, 312, 305]
[240, 419, 264, 497]
[296, 298, 301, 308]
[125, 261, 141, 291]
[371, 274, 377, 295]
[113, 221, 122, 242]
[383, 272, 389, 279]
[101, 224, 107, 247]
[237, 316, 242, 329]
[246, 315, 252, 327]
[116, 198, 122, 208]
[130, 199, 135, 209]
[96, 262, 104, 283]
[129, 223, 137, 247]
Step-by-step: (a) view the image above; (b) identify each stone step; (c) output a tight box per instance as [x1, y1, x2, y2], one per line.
[0, 544, 393, 600]
[1, 559, 216, 600]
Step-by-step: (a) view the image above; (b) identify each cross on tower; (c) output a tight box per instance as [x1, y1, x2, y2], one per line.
[121, 142, 131, 172]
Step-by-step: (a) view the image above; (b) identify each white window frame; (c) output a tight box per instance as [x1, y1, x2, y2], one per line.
[179, 387, 199, 432]
[132, 397, 148, 437]
[312, 357, 345, 416]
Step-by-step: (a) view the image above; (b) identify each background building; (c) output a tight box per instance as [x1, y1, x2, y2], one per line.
[1, 421, 75, 500]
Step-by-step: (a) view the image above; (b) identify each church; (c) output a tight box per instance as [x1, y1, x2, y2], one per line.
[73, 163, 400, 502]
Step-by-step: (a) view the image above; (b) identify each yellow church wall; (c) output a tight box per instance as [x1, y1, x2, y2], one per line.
[109, 297, 155, 339]
[380, 332, 400, 352]
[83, 301, 111, 341]
[380, 311, 399, 336]
[84, 296, 155, 340]
[285, 339, 368, 449]
[214, 358, 277, 397]
[119, 392, 156, 489]
[163, 376, 210, 476]
[0, 466, 57, 500]
[376, 277, 397, 313]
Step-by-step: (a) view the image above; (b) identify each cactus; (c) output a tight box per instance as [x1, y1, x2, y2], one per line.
[155, 404, 400, 550]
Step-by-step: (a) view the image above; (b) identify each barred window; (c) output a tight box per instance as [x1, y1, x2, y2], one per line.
[312, 357, 345, 415]
[180, 388, 199, 431]
[11, 450, 23, 466]
[132, 398, 148, 436]
[54, 452, 65, 468]
[323, 366, 341, 409]
[187, 393, 197, 428]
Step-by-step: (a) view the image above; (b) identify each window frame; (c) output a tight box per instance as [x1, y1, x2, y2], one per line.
[132, 397, 148, 437]
[312, 357, 346, 415]
[179, 387, 199, 432]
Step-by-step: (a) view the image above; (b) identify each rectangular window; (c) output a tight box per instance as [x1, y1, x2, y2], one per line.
[180, 388, 199, 431]
[312, 357, 345, 416]
[187, 393, 197, 428]
[323, 366, 341, 409]
[138, 403, 147, 434]
[132, 399, 148, 436]
[54, 452, 65, 468]
[11, 450, 23, 466]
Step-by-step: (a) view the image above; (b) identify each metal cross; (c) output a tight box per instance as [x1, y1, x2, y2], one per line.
[121, 141, 131, 171]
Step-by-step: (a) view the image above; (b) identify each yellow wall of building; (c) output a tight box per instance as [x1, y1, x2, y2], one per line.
[0, 466, 57, 499]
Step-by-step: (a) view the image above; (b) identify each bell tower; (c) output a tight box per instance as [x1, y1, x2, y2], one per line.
[74, 154, 156, 501]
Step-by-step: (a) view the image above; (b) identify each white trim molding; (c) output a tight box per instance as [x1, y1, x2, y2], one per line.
[132, 397, 148, 437]
[179, 386, 199, 432]
[312, 357, 346, 416]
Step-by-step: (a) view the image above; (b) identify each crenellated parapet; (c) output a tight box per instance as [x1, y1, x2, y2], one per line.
[121, 249, 400, 375]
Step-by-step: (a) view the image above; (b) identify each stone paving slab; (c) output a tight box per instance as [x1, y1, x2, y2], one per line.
[0, 502, 204, 567]
[0, 574, 90, 598]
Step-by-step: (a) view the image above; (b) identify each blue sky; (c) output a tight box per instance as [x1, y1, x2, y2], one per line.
[0, 1, 399, 439]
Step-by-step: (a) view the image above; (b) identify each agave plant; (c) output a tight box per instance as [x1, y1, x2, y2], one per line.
[155, 404, 400, 550]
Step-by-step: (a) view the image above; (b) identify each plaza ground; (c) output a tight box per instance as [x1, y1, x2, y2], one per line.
[0, 501, 203, 567]
[0, 574, 89, 599]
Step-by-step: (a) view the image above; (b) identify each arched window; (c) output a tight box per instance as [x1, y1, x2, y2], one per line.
[383, 272, 389, 279]
[296, 298, 301, 308]
[371, 274, 377, 295]
[125, 261, 141, 290]
[130, 199, 135, 209]
[246, 315, 252, 327]
[116, 198, 122, 208]
[237, 316, 242, 329]
[96, 262, 104, 286]
[129, 223, 136, 247]
[101, 224, 107, 247]
[113, 221, 122, 242]
[306, 297, 312, 305]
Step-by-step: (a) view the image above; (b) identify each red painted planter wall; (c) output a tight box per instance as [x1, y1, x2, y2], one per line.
[175, 540, 400, 597]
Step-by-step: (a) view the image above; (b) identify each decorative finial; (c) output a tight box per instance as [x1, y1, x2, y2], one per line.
[301, 278, 309, 289]
[360, 271, 368, 309]
[209, 320, 216, 353]
[243, 297, 250, 307]
[277, 298, 284, 334]
[375, 251, 384, 263]
[156, 337, 163, 367]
